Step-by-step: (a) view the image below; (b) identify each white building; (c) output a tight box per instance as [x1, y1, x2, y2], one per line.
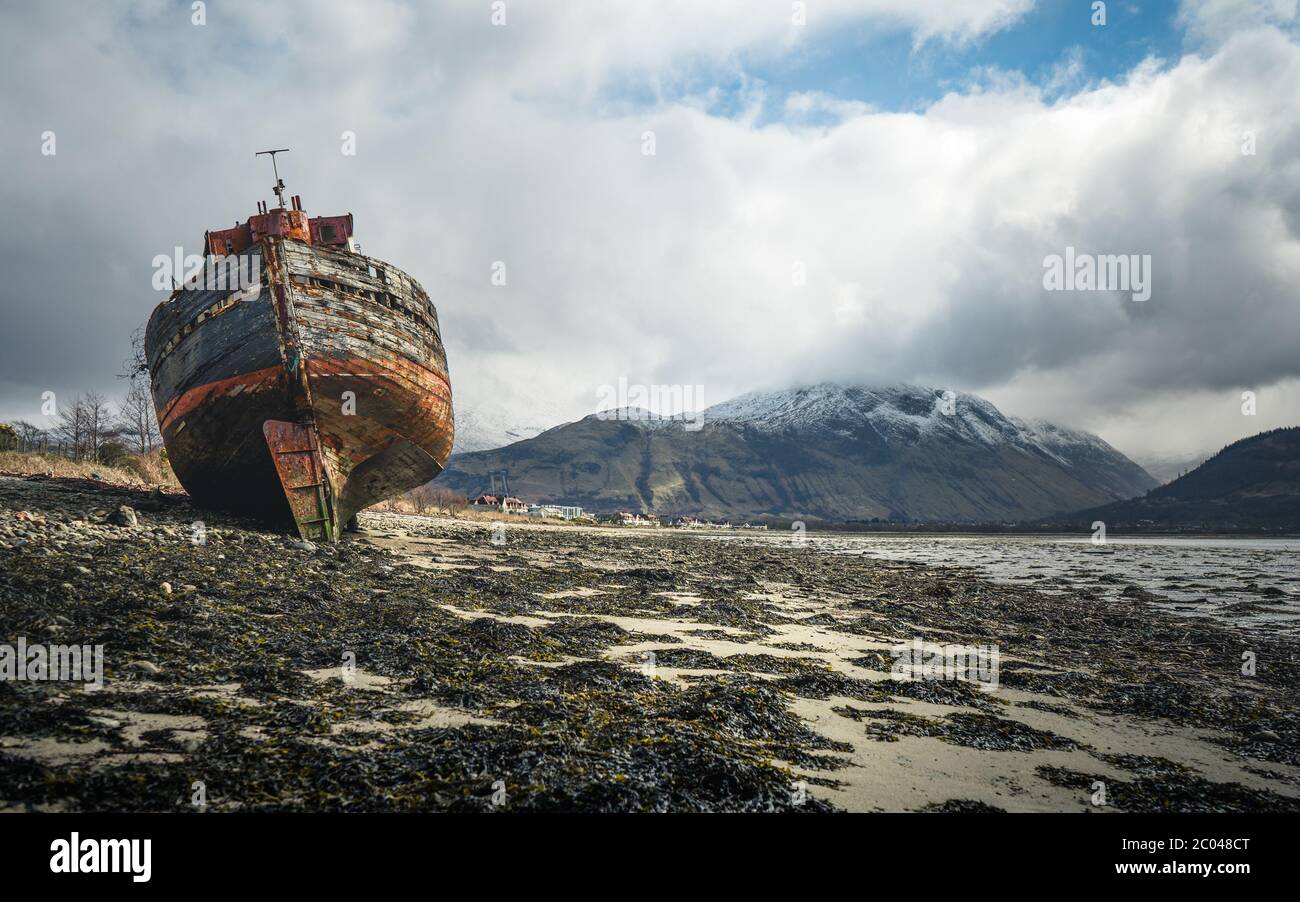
[528, 504, 585, 520]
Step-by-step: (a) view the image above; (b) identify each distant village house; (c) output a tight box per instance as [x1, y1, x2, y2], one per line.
[613, 511, 658, 527]
[470, 494, 528, 514]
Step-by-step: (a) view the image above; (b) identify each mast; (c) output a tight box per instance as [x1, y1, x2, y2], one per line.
[255, 148, 291, 208]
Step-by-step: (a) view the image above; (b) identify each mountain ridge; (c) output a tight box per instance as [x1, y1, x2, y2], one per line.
[1059, 426, 1300, 530]
[434, 383, 1157, 523]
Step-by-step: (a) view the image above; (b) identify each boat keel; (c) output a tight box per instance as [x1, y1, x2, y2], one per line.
[263, 419, 337, 542]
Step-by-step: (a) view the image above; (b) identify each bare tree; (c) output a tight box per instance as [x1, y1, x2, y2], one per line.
[118, 374, 159, 453]
[83, 392, 110, 460]
[121, 325, 149, 380]
[427, 486, 467, 513]
[10, 420, 46, 450]
[407, 484, 433, 514]
[55, 396, 86, 458]
[55, 393, 112, 460]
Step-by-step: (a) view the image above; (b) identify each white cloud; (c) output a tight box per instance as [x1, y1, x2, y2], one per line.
[1178, 0, 1298, 45]
[1, 1, 1298, 466]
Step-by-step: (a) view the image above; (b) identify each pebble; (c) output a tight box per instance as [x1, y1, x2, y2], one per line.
[107, 505, 138, 527]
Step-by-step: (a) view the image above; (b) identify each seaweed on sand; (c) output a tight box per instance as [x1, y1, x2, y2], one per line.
[2, 472, 1298, 812]
[1035, 764, 1300, 813]
[834, 706, 1080, 752]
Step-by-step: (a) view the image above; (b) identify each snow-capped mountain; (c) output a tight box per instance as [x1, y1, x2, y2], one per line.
[585, 406, 704, 430]
[705, 384, 1117, 462]
[451, 401, 567, 454]
[437, 384, 1157, 523]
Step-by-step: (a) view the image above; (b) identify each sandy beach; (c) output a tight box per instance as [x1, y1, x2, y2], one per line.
[2, 473, 1298, 812]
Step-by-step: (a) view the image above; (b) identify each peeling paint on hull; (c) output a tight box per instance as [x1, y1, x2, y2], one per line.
[144, 238, 453, 539]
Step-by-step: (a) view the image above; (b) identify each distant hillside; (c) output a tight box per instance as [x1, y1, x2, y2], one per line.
[434, 384, 1156, 523]
[452, 395, 566, 454]
[1060, 427, 1300, 530]
[1132, 450, 1213, 485]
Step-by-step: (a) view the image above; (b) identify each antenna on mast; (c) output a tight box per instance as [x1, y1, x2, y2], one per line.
[255, 148, 291, 208]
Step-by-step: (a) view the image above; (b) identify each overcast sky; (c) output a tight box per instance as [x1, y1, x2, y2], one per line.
[2, 0, 1299, 463]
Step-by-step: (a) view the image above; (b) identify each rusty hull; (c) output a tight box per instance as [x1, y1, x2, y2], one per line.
[145, 237, 453, 540]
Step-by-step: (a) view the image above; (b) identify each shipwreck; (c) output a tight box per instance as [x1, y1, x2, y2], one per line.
[144, 151, 454, 541]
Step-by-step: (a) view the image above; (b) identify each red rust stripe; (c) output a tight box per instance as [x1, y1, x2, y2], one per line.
[159, 365, 284, 432]
[159, 355, 449, 439]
